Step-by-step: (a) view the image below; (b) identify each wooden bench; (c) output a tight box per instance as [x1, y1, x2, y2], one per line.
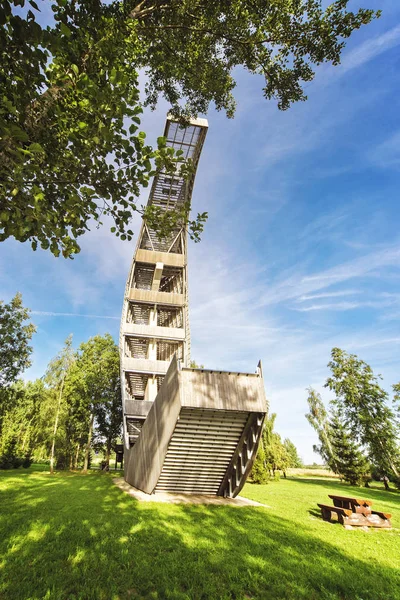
[318, 503, 352, 524]
[328, 494, 372, 513]
[318, 498, 392, 528]
[371, 509, 391, 520]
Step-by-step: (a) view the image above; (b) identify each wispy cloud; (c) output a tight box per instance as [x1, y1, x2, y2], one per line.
[293, 300, 394, 312]
[297, 290, 359, 302]
[298, 209, 349, 242]
[339, 24, 400, 75]
[258, 244, 400, 307]
[369, 129, 400, 169]
[31, 311, 119, 320]
[251, 23, 400, 172]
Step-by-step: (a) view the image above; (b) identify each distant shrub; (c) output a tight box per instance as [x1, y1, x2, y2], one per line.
[56, 454, 67, 470]
[0, 438, 21, 469]
[22, 454, 33, 468]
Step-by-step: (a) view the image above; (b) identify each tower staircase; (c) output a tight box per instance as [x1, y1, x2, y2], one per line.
[120, 117, 267, 497]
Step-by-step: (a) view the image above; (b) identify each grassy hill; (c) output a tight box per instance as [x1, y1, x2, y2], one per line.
[0, 470, 399, 600]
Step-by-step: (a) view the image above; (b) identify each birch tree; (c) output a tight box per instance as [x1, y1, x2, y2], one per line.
[44, 334, 75, 474]
[68, 334, 120, 472]
[305, 387, 337, 469]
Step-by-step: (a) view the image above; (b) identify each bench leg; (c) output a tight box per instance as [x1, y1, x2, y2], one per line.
[321, 508, 331, 521]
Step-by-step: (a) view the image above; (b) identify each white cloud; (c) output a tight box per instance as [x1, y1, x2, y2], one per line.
[339, 24, 400, 75]
[257, 244, 400, 307]
[293, 299, 395, 312]
[297, 290, 359, 301]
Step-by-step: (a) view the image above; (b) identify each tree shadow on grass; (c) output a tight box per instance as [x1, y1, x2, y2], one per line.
[0, 471, 399, 600]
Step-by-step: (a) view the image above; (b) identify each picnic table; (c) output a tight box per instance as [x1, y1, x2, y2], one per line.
[328, 494, 372, 514]
[317, 494, 392, 528]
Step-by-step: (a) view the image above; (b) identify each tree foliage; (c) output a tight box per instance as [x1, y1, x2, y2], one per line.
[283, 438, 303, 469]
[306, 348, 400, 487]
[0, 378, 46, 468]
[326, 348, 400, 480]
[252, 413, 301, 482]
[329, 411, 369, 486]
[305, 387, 337, 470]
[0, 292, 36, 388]
[44, 334, 75, 472]
[0, 0, 380, 257]
[0, 332, 122, 471]
[66, 333, 121, 471]
[393, 381, 400, 418]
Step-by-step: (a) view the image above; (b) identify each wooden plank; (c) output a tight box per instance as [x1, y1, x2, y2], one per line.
[123, 323, 185, 341]
[128, 288, 185, 306]
[122, 357, 170, 374]
[371, 510, 392, 519]
[180, 370, 267, 412]
[124, 357, 182, 494]
[317, 504, 353, 517]
[136, 248, 185, 267]
[124, 400, 153, 417]
[328, 494, 373, 507]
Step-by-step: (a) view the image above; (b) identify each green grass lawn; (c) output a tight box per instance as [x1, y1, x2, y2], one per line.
[0, 470, 399, 600]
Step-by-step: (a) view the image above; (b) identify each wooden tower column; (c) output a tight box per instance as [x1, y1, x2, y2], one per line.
[120, 117, 208, 449]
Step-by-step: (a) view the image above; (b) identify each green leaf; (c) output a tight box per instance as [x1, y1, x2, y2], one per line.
[29, 142, 44, 154]
[60, 22, 71, 37]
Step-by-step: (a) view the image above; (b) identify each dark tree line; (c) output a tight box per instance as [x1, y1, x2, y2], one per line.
[0, 293, 122, 470]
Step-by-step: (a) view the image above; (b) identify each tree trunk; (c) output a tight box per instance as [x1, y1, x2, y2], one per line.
[50, 378, 65, 475]
[74, 442, 80, 469]
[21, 425, 30, 452]
[83, 412, 94, 473]
[322, 424, 338, 473]
[105, 439, 111, 468]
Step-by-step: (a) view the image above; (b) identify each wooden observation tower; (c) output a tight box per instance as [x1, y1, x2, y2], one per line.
[120, 116, 267, 497]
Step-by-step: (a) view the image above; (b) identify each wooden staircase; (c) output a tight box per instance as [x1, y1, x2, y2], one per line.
[124, 358, 267, 497]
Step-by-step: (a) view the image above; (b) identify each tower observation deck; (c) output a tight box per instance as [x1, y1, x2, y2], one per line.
[120, 116, 267, 497]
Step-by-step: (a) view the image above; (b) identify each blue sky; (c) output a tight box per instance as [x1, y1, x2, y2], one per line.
[1, 0, 400, 463]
